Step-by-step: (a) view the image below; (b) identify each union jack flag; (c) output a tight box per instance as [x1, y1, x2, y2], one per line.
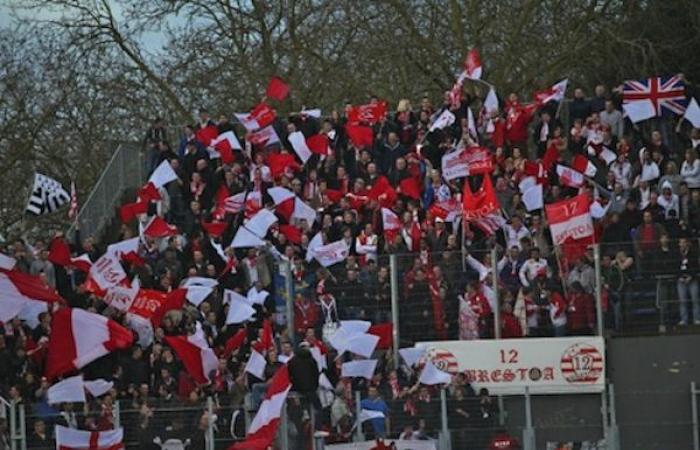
[622, 75, 687, 116]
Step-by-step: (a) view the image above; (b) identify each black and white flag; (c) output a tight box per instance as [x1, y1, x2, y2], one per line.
[26, 173, 70, 216]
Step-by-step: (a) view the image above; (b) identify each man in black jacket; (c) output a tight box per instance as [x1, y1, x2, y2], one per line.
[677, 237, 700, 325]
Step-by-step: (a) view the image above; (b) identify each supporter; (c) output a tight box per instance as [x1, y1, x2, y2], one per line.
[360, 386, 390, 438]
[566, 282, 595, 335]
[676, 237, 700, 326]
[681, 148, 700, 190]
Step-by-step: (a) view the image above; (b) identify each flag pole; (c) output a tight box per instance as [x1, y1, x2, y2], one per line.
[553, 246, 569, 299]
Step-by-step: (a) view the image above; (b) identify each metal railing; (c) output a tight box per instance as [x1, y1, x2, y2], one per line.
[68, 142, 145, 241]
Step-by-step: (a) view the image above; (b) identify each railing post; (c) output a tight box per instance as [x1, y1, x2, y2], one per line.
[601, 384, 609, 447]
[608, 383, 621, 450]
[390, 254, 400, 369]
[206, 396, 215, 450]
[692, 382, 699, 450]
[354, 390, 364, 442]
[594, 244, 604, 336]
[439, 387, 451, 450]
[491, 248, 501, 339]
[523, 387, 536, 450]
[280, 399, 289, 450]
[113, 400, 120, 429]
[9, 399, 17, 450]
[284, 261, 295, 345]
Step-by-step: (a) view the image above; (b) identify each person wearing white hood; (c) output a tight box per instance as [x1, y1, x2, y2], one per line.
[658, 180, 680, 219]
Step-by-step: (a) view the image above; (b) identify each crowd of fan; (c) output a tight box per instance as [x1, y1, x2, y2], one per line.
[1, 84, 700, 449]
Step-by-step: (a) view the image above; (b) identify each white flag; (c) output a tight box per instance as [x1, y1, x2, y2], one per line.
[339, 320, 372, 335]
[359, 409, 386, 423]
[684, 98, 700, 128]
[522, 184, 544, 211]
[623, 100, 656, 123]
[288, 131, 313, 164]
[89, 253, 127, 290]
[246, 209, 278, 238]
[225, 289, 257, 324]
[185, 285, 213, 306]
[84, 379, 114, 397]
[312, 239, 349, 267]
[341, 359, 377, 379]
[231, 226, 266, 248]
[149, 160, 178, 188]
[26, 173, 70, 216]
[245, 350, 267, 379]
[429, 109, 456, 132]
[399, 347, 425, 367]
[484, 88, 499, 114]
[0, 253, 16, 271]
[419, 360, 452, 385]
[300, 108, 322, 118]
[293, 197, 317, 225]
[47, 375, 86, 404]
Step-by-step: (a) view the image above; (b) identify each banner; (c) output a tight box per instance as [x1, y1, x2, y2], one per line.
[89, 253, 126, 290]
[327, 440, 436, 450]
[441, 149, 470, 181]
[415, 337, 605, 394]
[128, 289, 167, 319]
[347, 101, 388, 125]
[546, 194, 594, 245]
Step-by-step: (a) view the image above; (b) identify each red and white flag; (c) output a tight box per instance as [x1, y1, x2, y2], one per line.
[310, 239, 349, 267]
[556, 164, 585, 188]
[247, 125, 280, 147]
[545, 194, 594, 246]
[684, 97, 700, 128]
[288, 131, 313, 163]
[142, 216, 178, 238]
[463, 48, 482, 80]
[234, 113, 260, 131]
[572, 154, 597, 177]
[46, 308, 134, 379]
[210, 131, 242, 164]
[346, 101, 388, 125]
[55, 425, 124, 450]
[0, 269, 62, 324]
[429, 109, 456, 132]
[473, 214, 506, 236]
[68, 181, 78, 220]
[533, 79, 569, 105]
[149, 160, 178, 188]
[249, 103, 276, 129]
[164, 334, 218, 384]
[232, 366, 292, 450]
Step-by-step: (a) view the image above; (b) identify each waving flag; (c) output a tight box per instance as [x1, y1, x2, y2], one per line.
[545, 194, 594, 245]
[623, 75, 686, 116]
[55, 425, 124, 450]
[265, 76, 290, 101]
[533, 79, 569, 106]
[25, 173, 70, 216]
[463, 48, 482, 80]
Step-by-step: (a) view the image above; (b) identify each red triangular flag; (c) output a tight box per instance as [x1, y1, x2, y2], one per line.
[143, 216, 178, 238]
[368, 323, 393, 350]
[278, 224, 302, 244]
[275, 197, 295, 223]
[151, 288, 187, 327]
[222, 328, 248, 358]
[195, 124, 219, 146]
[164, 335, 217, 384]
[306, 134, 329, 155]
[345, 124, 374, 148]
[265, 76, 290, 101]
[542, 142, 560, 171]
[119, 200, 149, 223]
[202, 221, 228, 237]
[267, 152, 300, 179]
[137, 182, 161, 202]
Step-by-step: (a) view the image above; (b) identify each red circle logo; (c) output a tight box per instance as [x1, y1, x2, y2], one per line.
[560, 343, 604, 383]
[419, 348, 460, 374]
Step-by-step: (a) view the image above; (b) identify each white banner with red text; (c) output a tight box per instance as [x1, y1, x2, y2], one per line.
[415, 336, 605, 395]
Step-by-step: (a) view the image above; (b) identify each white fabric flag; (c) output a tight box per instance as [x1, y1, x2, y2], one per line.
[345, 333, 380, 357]
[359, 409, 386, 423]
[55, 426, 123, 449]
[623, 100, 656, 123]
[149, 160, 178, 188]
[300, 108, 322, 118]
[419, 360, 452, 385]
[225, 289, 257, 324]
[340, 320, 372, 335]
[47, 375, 86, 404]
[341, 359, 378, 379]
[484, 88, 499, 113]
[0, 253, 16, 271]
[104, 277, 139, 312]
[518, 176, 537, 194]
[289, 131, 313, 164]
[234, 113, 259, 131]
[429, 109, 456, 132]
[684, 98, 700, 128]
[18, 299, 48, 329]
[399, 347, 425, 367]
[245, 350, 267, 379]
[0, 273, 31, 324]
[84, 379, 114, 397]
[312, 239, 350, 267]
[522, 184, 544, 211]
[181, 276, 219, 288]
[381, 207, 401, 231]
[268, 187, 295, 205]
[306, 232, 324, 262]
[231, 226, 267, 248]
[246, 286, 269, 305]
[598, 147, 617, 165]
[185, 285, 213, 306]
[293, 197, 317, 225]
[246, 209, 278, 238]
[106, 237, 139, 258]
[89, 253, 127, 290]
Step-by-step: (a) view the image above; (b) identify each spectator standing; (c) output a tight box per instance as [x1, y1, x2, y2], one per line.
[677, 238, 700, 326]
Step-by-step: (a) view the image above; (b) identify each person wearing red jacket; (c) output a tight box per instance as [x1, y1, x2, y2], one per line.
[294, 293, 320, 336]
[566, 281, 596, 335]
[500, 302, 523, 338]
[505, 94, 536, 150]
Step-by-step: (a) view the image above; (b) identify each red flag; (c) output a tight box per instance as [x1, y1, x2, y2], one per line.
[137, 182, 161, 202]
[164, 335, 218, 384]
[275, 197, 295, 222]
[150, 288, 186, 327]
[196, 124, 219, 146]
[266, 153, 300, 179]
[265, 76, 290, 101]
[542, 142, 560, 170]
[324, 189, 344, 204]
[367, 176, 397, 208]
[119, 200, 148, 223]
[347, 101, 388, 124]
[250, 103, 276, 129]
[306, 134, 330, 155]
[345, 124, 374, 148]
[201, 221, 228, 237]
[464, 48, 482, 79]
[128, 289, 167, 321]
[142, 216, 177, 238]
[48, 237, 72, 267]
[462, 176, 499, 221]
[533, 79, 569, 106]
[368, 323, 393, 350]
[278, 224, 302, 244]
[223, 328, 248, 358]
[252, 319, 274, 353]
[523, 161, 548, 184]
[399, 177, 421, 200]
